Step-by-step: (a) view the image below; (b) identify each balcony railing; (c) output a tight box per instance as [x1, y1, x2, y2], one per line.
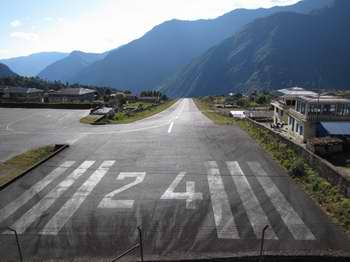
[288, 108, 350, 122]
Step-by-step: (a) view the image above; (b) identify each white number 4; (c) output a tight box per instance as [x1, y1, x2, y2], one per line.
[161, 172, 203, 209]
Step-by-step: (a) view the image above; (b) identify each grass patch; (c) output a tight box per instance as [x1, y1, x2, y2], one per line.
[195, 98, 350, 235]
[80, 115, 104, 124]
[194, 99, 234, 125]
[0, 145, 55, 187]
[108, 100, 177, 124]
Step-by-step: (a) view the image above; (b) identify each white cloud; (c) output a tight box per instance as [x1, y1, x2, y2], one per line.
[10, 32, 39, 41]
[0, 49, 9, 54]
[10, 20, 22, 28]
[44, 17, 54, 22]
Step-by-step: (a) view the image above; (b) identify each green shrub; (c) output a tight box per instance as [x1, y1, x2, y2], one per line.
[289, 158, 306, 177]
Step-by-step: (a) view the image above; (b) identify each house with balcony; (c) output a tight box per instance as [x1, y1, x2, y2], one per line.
[271, 87, 350, 143]
[271, 87, 317, 125]
[287, 96, 350, 142]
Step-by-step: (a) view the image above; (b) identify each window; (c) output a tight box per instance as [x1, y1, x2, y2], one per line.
[296, 123, 299, 133]
[290, 117, 295, 131]
[301, 103, 306, 114]
[299, 125, 304, 136]
[323, 104, 331, 113]
[330, 104, 336, 113]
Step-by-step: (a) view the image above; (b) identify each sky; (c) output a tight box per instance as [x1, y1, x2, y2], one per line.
[0, 0, 300, 59]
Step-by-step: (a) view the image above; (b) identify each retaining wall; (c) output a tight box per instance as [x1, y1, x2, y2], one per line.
[246, 117, 350, 197]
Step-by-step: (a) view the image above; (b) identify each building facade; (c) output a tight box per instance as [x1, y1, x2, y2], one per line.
[271, 88, 350, 143]
[47, 88, 97, 103]
[0, 86, 44, 102]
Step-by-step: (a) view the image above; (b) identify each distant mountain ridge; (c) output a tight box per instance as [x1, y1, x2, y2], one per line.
[0, 52, 68, 76]
[69, 0, 333, 92]
[160, 0, 349, 97]
[38, 51, 108, 82]
[0, 63, 17, 78]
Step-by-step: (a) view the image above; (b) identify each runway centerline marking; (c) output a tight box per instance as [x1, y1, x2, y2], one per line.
[4, 161, 95, 234]
[206, 161, 240, 239]
[168, 121, 174, 133]
[248, 162, 316, 240]
[0, 161, 75, 223]
[39, 161, 115, 235]
[226, 161, 277, 239]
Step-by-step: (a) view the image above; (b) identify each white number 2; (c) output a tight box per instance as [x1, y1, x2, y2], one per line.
[161, 172, 203, 209]
[98, 172, 146, 209]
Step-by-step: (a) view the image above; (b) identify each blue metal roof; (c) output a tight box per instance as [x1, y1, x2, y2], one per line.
[320, 122, 350, 136]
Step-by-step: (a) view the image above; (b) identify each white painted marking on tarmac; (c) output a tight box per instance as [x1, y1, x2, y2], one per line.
[98, 172, 146, 209]
[206, 161, 240, 239]
[39, 161, 115, 235]
[248, 162, 316, 240]
[0, 161, 75, 223]
[226, 161, 277, 239]
[168, 121, 174, 133]
[4, 161, 95, 234]
[161, 172, 202, 209]
[68, 134, 87, 145]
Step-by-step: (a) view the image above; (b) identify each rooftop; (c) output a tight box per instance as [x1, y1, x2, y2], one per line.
[0, 86, 43, 94]
[51, 88, 96, 96]
[277, 87, 317, 97]
[298, 95, 350, 104]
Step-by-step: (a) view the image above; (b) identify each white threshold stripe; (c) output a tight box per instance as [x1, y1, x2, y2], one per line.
[39, 161, 115, 235]
[168, 121, 174, 133]
[226, 161, 277, 240]
[5, 161, 95, 234]
[206, 161, 240, 239]
[0, 161, 75, 223]
[247, 162, 315, 240]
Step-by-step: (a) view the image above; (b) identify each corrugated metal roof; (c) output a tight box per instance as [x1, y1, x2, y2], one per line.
[1, 86, 43, 94]
[52, 88, 96, 96]
[320, 122, 350, 135]
[278, 87, 317, 97]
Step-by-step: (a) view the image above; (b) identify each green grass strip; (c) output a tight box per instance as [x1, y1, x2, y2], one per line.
[108, 100, 177, 124]
[0, 145, 55, 187]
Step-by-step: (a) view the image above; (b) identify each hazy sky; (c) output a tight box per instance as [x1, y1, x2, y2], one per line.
[0, 0, 299, 59]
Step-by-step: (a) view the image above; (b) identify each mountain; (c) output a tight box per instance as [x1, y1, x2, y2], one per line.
[0, 63, 17, 78]
[38, 51, 107, 82]
[0, 52, 68, 77]
[71, 0, 333, 92]
[161, 0, 349, 97]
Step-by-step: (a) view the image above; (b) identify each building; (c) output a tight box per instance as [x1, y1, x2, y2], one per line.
[47, 88, 97, 103]
[0, 86, 44, 102]
[271, 88, 350, 142]
[287, 96, 350, 142]
[271, 87, 317, 125]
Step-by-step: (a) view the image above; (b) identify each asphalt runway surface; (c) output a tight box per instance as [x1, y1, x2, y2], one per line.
[0, 99, 349, 261]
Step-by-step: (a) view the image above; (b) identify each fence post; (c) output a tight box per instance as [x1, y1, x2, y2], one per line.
[259, 225, 269, 262]
[137, 226, 144, 262]
[7, 227, 23, 262]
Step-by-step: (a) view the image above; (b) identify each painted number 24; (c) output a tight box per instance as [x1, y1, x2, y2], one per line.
[98, 172, 202, 209]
